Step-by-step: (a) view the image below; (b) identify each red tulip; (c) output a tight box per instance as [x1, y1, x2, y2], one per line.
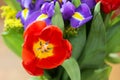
[22, 21, 72, 76]
[96, 0, 120, 13]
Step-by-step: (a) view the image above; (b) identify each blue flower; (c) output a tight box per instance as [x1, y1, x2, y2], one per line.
[61, 1, 92, 28]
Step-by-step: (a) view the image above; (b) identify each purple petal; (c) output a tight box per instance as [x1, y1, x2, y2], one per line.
[70, 4, 92, 28]
[41, 2, 55, 17]
[24, 11, 41, 29]
[17, 9, 30, 24]
[70, 15, 92, 28]
[24, 11, 51, 29]
[61, 1, 75, 19]
[76, 4, 92, 18]
[35, 0, 45, 10]
[21, 0, 32, 8]
[16, 11, 21, 18]
[81, 0, 96, 9]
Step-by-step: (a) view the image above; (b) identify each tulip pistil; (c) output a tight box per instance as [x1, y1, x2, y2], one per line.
[33, 39, 54, 59]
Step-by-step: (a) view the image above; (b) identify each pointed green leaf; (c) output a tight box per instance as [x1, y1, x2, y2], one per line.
[69, 26, 86, 59]
[52, 2, 64, 31]
[62, 57, 81, 80]
[81, 65, 112, 80]
[2, 28, 23, 57]
[4, 0, 21, 11]
[106, 22, 120, 53]
[72, 0, 81, 7]
[79, 2, 106, 68]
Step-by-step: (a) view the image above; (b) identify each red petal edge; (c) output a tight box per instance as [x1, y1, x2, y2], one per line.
[22, 61, 44, 76]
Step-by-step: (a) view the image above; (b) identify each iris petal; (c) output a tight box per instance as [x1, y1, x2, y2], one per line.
[81, 0, 96, 9]
[25, 11, 51, 29]
[61, 1, 75, 19]
[18, 0, 32, 8]
[70, 4, 92, 28]
[72, 12, 85, 21]
[22, 8, 29, 20]
[41, 2, 54, 17]
[36, 14, 49, 21]
[22, 0, 32, 8]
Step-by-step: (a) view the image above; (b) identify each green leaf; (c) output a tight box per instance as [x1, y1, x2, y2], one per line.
[106, 22, 120, 53]
[106, 53, 120, 64]
[81, 65, 112, 80]
[4, 0, 21, 11]
[52, 2, 64, 31]
[69, 26, 86, 59]
[2, 28, 23, 57]
[62, 57, 81, 80]
[79, 2, 106, 69]
[72, 0, 81, 7]
[29, 76, 48, 80]
[111, 15, 120, 26]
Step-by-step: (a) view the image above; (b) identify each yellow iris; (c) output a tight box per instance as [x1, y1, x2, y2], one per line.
[33, 39, 54, 59]
[72, 12, 84, 21]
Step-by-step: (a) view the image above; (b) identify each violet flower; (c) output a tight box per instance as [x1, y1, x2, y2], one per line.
[61, 1, 92, 28]
[70, 4, 92, 28]
[17, 0, 32, 9]
[16, 0, 33, 24]
[24, 2, 55, 29]
[61, 1, 75, 19]
[16, 8, 30, 24]
[17, 0, 46, 24]
[81, 0, 96, 9]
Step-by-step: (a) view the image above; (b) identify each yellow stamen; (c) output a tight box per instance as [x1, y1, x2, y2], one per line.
[36, 14, 48, 21]
[72, 12, 84, 21]
[33, 39, 54, 59]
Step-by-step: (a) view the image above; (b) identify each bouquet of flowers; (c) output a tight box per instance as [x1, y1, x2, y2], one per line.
[1, 0, 120, 80]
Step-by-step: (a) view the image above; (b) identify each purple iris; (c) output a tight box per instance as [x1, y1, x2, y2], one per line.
[61, 1, 75, 19]
[61, 1, 92, 28]
[17, 0, 32, 9]
[17, 0, 92, 29]
[81, 0, 96, 9]
[70, 4, 92, 28]
[24, 2, 54, 29]
[17, 0, 46, 24]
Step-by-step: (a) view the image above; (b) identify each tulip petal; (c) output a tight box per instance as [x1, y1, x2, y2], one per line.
[39, 26, 63, 45]
[23, 61, 44, 76]
[24, 21, 46, 37]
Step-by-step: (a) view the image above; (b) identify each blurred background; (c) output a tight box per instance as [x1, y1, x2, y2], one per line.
[0, 0, 120, 80]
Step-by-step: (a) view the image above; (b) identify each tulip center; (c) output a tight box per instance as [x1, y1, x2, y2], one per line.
[72, 12, 84, 21]
[33, 39, 54, 59]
